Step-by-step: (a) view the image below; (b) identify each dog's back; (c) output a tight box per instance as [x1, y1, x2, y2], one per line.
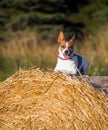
[75, 54, 88, 75]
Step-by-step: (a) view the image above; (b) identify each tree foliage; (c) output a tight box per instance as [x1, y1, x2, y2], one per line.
[0, 0, 108, 38]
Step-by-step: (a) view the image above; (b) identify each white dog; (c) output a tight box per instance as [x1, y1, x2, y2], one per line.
[54, 31, 88, 75]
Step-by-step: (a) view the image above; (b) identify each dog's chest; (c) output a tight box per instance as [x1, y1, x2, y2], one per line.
[58, 59, 76, 69]
[55, 56, 78, 75]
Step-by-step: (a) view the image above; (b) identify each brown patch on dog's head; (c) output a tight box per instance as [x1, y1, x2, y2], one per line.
[58, 32, 75, 52]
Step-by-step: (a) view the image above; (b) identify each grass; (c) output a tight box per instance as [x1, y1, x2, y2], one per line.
[0, 26, 108, 81]
[78, 26, 108, 75]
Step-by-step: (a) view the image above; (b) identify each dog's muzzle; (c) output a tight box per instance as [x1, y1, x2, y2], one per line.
[64, 49, 72, 57]
[64, 50, 69, 55]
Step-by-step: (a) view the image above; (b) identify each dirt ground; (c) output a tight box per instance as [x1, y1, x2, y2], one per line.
[81, 76, 108, 95]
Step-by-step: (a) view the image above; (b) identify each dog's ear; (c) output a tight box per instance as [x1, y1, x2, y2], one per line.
[69, 34, 75, 45]
[58, 31, 65, 43]
[70, 34, 75, 41]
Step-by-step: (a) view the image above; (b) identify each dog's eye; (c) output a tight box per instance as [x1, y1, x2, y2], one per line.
[61, 45, 65, 48]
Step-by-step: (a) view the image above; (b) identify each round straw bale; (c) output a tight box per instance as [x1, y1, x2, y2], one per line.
[0, 69, 108, 130]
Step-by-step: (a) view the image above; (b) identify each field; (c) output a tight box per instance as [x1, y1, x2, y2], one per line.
[0, 26, 108, 81]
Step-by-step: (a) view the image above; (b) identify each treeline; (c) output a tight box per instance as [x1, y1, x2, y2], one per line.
[0, 0, 108, 39]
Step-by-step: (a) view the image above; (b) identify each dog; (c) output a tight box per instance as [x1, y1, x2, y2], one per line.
[54, 31, 88, 75]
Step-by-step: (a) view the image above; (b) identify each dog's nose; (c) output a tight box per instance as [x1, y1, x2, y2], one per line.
[65, 50, 69, 55]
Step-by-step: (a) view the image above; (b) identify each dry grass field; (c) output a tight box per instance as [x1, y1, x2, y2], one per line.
[0, 26, 108, 81]
[0, 69, 108, 129]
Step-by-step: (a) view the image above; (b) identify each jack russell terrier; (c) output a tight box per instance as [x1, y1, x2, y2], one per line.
[54, 31, 88, 75]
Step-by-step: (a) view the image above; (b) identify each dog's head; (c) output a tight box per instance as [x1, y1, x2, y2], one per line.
[58, 31, 75, 59]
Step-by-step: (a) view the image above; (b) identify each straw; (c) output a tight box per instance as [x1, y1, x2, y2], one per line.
[0, 69, 108, 130]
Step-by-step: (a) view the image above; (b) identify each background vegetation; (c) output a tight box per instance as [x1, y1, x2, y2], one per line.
[0, 0, 108, 38]
[0, 0, 108, 81]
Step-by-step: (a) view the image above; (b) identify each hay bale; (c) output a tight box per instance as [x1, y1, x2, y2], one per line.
[0, 69, 108, 130]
